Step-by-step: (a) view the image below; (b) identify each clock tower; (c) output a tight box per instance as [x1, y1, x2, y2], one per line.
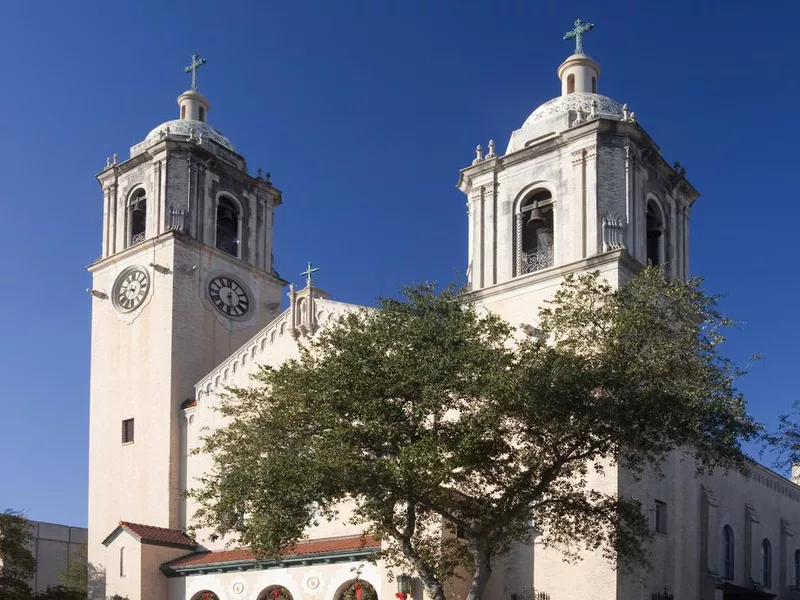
[87, 56, 286, 590]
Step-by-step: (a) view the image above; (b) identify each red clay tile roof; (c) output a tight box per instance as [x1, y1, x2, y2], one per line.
[181, 398, 197, 409]
[117, 521, 197, 549]
[164, 535, 380, 570]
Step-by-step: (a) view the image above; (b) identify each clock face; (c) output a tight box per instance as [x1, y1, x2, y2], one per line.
[113, 267, 150, 312]
[208, 275, 251, 318]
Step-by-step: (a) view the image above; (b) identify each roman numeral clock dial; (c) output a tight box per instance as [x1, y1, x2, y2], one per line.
[208, 275, 251, 318]
[112, 267, 150, 312]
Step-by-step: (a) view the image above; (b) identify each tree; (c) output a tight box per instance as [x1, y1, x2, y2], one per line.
[0, 509, 36, 600]
[58, 543, 88, 599]
[191, 269, 761, 600]
[35, 585, 86, 600]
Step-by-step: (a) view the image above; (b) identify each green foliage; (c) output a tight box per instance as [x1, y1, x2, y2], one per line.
[0, 509, 36, 600]
[58, 543, 88, 597]
[35, 585, 86, 600]
[338, 581, 378, 600]
[190, 269, 761, 600]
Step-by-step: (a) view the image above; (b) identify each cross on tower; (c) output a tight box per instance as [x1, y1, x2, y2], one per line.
[301, 261, 320, 288]
[184, 54, 207, 92]
[563, 19, 595, 54]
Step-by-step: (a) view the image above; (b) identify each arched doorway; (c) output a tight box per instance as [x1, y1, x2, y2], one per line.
[337, 580, 378, 600]
[258, 586, 294, 600]
[190, 592, 220, 600]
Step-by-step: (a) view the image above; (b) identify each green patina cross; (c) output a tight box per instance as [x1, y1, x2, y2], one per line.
[564, 19, 595, 54]
[184, 54, 207, 91]
[301, 261, 320, 288]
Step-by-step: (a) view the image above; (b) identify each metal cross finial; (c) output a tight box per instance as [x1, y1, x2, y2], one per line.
[184, 54, 207, 91]
[564, 18, 595, 54]
[301, 261, 320, 288]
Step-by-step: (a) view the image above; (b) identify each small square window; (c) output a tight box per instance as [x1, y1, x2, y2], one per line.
[655, 500, 667, 534]
[122, 419, 134, 444]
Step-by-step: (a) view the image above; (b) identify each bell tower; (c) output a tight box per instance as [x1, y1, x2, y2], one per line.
[457, 19, 698, 322]
[87, 55, 286, 596]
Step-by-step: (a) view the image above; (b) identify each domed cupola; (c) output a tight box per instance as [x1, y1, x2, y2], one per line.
[506, 19, 630, 154]
[130, 54, 237, 156]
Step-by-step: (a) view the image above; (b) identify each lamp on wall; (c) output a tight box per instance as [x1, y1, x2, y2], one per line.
[86, 288, 108, 299]
[149, 262, 171, 275]
[396, 573, 412, 599]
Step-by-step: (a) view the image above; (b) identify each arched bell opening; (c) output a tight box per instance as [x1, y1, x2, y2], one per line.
[127, 188, 147, 247]
[517, 189, 554, 275]
[646, 199, 665, 266]
[216, 195, 242, 257]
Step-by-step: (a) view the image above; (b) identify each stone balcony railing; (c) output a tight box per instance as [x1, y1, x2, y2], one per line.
[521, 248, 554, 274]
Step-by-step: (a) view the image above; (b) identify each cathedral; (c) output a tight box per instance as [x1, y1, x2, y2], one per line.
[87, 24, 800, 600]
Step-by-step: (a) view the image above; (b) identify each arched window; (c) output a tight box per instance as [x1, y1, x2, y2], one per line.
[119, 547, 125, 577]
[567, 74, 575, 94]
[646, 200, 664, 266]
[258, 586, 293, 600]
[128, 189, 146, 247]
[722, 525, 735, 580]
[337, 580, 378, 600]
[190, 592, 220, 600]
[199, 106, 205, 122]
[216, 196, 241, 257]
[518, 189, 554, 275]
[181, 105, 186, 119]
[762, 538, 772, 588]
[591, 76, 597, 93]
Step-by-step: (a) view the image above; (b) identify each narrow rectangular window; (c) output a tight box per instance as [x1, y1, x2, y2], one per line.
[122, 418, 134, 444]
[655, 500, 667, 534]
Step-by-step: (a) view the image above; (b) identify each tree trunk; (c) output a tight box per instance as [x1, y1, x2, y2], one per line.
[418, 570, 447, 600]
[465, 545, 492, 600]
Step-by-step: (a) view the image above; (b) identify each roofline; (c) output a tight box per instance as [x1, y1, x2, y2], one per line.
[102, 524, 198, 551]
[161, 545, 379, 577]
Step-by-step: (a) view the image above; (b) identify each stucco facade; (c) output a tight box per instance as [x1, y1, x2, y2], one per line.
[87, 33, 798, 600]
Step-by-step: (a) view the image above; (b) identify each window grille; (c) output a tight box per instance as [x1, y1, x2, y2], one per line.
[722, 525, 735, 580]
[762, 538, 772, 588]
[122, 418, 134, 444]
[654, 500, 667, 534]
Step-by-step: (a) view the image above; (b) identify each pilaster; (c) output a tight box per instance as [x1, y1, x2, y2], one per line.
[583, 145, 599, 257]
[571, 148, 588, 260]
[110, 182, 119, 255]
[470, 188, 484, 289]
[700, 486, 721, 600]
[102, 185, 111, 258]
[780, 519, 793, 592]
[745, 503, 760, 584]
[484, 180, 498, 287]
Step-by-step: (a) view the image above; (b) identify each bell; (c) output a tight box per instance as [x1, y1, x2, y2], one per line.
[527, 206, 546, 228]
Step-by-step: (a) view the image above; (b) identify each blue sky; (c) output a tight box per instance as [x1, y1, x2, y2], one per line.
[0, 0, 796, 528]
